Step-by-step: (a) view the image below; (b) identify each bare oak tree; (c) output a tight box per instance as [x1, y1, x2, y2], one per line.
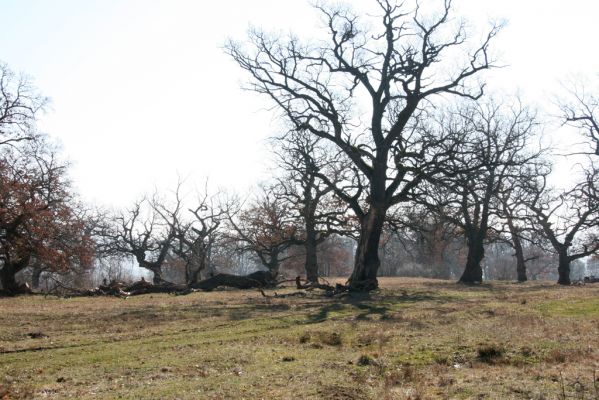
[560, 81, 599, 156]
[273, 131, 349, 282]
[420, 100, 542, 283]
[496, 161, 551, 282]
[105, 196, 180, 284]
[524, 155, 599, 285]
[535, 79, 599, 283]
[228, 0, 500, 290]
[226, 187, 299, 281]
[0, 62, 48, 148]
[158, 184, 226, 285]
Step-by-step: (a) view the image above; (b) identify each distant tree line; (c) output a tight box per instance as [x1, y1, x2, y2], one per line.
[1, 0, 599, 294]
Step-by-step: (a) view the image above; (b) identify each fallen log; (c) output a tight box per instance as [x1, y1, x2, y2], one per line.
[584, 275, 599, 283]
[31, 273, 275, 298]
[124, 279, 188, 295]
[51, 277, 187, 298]
[192, 271, 276, 291]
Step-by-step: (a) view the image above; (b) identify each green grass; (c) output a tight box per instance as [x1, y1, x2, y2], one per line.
[1, 278, 599, 399]
[538, 297, 599, 317]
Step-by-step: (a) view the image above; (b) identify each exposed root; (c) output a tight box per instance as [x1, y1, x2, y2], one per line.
[345, 277, 378, 293]
[295, 276, 336, 291]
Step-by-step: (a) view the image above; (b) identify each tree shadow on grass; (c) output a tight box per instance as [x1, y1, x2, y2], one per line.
[305, 291, 443, 323]
[227, 303, 292, 321]
[420, 279, 564, 295]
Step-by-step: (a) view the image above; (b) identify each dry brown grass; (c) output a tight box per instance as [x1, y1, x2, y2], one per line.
[0, 278, 598, 399]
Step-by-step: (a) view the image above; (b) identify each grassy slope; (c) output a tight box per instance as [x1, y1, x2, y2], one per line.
[1, 278, 598, 399]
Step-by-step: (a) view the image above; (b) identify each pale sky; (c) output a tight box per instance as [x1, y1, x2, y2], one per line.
[1, 0, 598, 207]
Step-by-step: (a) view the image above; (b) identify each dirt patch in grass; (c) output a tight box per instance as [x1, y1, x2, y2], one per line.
[317, 384, 370, 400]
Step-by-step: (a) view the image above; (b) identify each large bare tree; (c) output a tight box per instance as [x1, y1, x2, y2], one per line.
[496, 161, 552, 283]
[419, 100, 543, 283]
[103, 196, 180, 284]
[525, 165, 599, 284]
[157, 183, 226, 285]
[226, 187, 299, 280]
[273, 131, 349, 283]
[227, 0, 500, 290]
[537, 79, 599, 283]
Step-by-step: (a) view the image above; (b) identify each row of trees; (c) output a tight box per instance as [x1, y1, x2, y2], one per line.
[1, 0, 598, 294]
[226, 0, 599, 288]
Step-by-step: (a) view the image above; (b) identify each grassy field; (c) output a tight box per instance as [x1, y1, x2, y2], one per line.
[1, 278, 598, 399]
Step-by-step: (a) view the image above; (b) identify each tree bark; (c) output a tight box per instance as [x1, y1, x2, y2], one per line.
[459, 233, 484, 283]
[348, 207, 386, 291]
[263, 248, 281, 280]
[0, 256, 30, 295]
[204, 243, 214, 278]
[190, 265, 202, 285]
[557, 251, 571, 285]
[506, 216, 527, 282]
[31, 265, 43, 289]
[0, 264, 19, 294]
[304, 227, 319, 283]
[146, 267, 165, 285]
[188, 250, 206, 284]
[514, 240, 527, 282]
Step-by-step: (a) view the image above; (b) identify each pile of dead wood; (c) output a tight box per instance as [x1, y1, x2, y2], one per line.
[191, 271, 277, 291]
[49, 271, 286, 298]
[69, 278, 189, 298]
[257, 277, 348, 299]
[584, 275, 599, 283]
[2, 271, 350, 298]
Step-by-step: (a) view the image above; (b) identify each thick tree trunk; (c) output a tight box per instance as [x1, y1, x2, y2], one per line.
[150, 269, 165, 285]
[509, 229, 527, 282]
[0, 264, 19, 294]
[190, 265, 202, 285]
[557, 252, 571, 285]
[204, 244, 214, 278]
[506, 217, 527, 282]
[31, 265, 43, 289]
[348, 207, 386, 291]
[264, 248, 281, 280]
[459, 233, 484, 283]
[514, 242, 527, 282]
[189, 252, 206, 284]
[0, 256, 30, 294]
[304, 228, 319, 283]
[136, 258, 167, 286]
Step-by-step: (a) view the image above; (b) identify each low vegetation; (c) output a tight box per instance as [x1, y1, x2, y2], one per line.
[1, 278, 598, 399]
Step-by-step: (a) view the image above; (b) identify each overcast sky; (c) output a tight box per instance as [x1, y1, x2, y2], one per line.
[1, 0, 598, 207]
